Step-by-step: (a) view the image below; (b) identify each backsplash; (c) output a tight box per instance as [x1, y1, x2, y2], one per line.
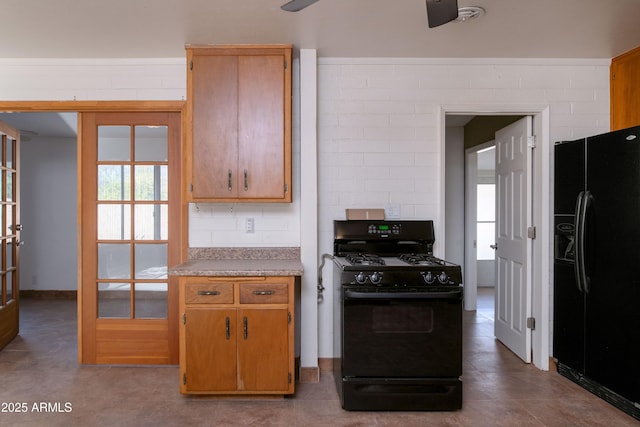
[188, 202, 301, 247]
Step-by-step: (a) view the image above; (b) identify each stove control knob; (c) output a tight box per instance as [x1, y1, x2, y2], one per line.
[422, 272, 435, 284]
[437, 272, 449, 284]
[369, 272, 383, 285]
[355, 272, 367, 284]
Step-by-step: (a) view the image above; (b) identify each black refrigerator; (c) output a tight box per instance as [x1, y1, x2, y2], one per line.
[554, 125, 640, 420]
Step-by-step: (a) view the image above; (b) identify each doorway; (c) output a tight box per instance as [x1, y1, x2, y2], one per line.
[0, 101, 185, 365]
[0, 112, 78, 303]
[443, 107, 551, 371]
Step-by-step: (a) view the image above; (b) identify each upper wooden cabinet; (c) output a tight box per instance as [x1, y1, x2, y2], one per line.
[611, 45, 640, 131]
[185, 45, 293, 202]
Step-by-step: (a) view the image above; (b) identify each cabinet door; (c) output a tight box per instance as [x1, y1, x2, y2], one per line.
[238, 55, 286, 199]
[191, 55, 239, 198]
[237, 309, 290, 391]
[184, 308, 237, 391]
[611, 46, 640, 131]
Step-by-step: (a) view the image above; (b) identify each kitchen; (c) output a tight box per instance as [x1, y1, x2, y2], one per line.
[1, 0, 640, 424]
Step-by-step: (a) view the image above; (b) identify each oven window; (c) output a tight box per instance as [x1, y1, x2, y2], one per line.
[372, 305, 433, 333]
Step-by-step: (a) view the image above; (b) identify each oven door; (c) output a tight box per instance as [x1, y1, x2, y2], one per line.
[341, 288, 462, 378]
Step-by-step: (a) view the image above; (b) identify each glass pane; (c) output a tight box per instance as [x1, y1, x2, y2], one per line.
[477, 184, 495, 221]
[134, 204, 168, 240]
[6, 138, 13, 169]
[134, 243, 167, 279]
[134, 283, 168, 319]
[477, 222, 496, 260]
[98, 204, 131, 240]
[5, 205, 12, 235]
[6, 172, 13, 202]
[135, 165, 168, 201]
[5, 271, 13, 302]
[7, 240, 14, 269]
[98, 165, 131, 201]
[98, 283, 131, 318]
[135, 126, 168, 162]
[98, 243, 131, 279]
[98, 126, 131, 161]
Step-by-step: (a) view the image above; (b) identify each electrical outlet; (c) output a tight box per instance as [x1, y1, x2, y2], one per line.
[245, 218, 255, 233]
[385, 204, 401, 219]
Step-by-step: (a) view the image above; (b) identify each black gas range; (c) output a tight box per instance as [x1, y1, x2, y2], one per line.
[332, 220, 463, 411]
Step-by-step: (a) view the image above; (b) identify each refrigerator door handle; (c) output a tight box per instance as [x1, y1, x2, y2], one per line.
[575, 190, 592, 295]
[573, 191, 585, 293]
[581, 191, 593, 294]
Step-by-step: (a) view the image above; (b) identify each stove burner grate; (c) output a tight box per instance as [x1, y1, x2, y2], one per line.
[398, 253, 445, 266]
[345, 253, 385, 266]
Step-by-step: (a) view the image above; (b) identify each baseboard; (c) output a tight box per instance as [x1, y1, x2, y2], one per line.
[299, 358, 335, 383]
[299, 366, 319, 383]
[20, 290, 77, 300]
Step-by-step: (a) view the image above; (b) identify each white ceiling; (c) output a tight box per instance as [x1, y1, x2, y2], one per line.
[1, 0, 639, 59]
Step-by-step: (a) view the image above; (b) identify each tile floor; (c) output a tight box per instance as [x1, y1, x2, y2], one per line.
[0, 289, 638, 426]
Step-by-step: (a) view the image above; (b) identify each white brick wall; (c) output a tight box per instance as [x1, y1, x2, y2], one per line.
[315, 57, 610, 358]
[317, 57, 610, 247]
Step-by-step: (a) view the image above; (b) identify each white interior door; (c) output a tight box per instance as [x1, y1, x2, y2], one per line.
[494, 116, 532, 363]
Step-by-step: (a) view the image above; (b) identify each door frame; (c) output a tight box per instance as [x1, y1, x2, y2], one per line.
[439, 104, 551, 371]
[0, 101, 187, 364]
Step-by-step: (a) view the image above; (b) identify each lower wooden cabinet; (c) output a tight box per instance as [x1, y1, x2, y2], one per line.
[179, 276, 295, 395]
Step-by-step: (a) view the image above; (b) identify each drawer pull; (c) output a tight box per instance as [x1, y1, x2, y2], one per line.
[252, 290, 275, 296]
[197, 290, 221, 296]
[225, 316, 230, 340]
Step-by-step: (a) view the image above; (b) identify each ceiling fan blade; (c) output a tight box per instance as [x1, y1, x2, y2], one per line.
[281, 0, 320, 12]
[425, 0, 459, 28]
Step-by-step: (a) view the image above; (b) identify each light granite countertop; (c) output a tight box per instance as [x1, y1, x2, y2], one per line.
[168, 247, 303, 277]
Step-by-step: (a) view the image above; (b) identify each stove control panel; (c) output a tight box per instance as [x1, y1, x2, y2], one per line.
[349, 270, 459, 287]
[367, 223, 401, 236]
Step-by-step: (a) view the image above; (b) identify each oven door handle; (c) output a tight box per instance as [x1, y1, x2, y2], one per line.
[344, 289, 462, 300]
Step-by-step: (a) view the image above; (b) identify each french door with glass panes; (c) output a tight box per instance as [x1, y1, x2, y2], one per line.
[0, 121, 20, 352]
[80, 112, 181, 364]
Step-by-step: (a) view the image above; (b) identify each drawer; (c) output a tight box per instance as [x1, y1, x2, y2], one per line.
[185, 282, 234, 304]
[239, 282, 288, 304]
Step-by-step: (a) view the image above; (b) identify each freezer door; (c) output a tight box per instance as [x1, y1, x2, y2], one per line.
[553, 139, 586, 372]
[584, 126, 640, 403]
[554, 138, 585, 215]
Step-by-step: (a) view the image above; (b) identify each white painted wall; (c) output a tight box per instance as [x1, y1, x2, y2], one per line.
[20, 136, 78, 290]
[444, 125, 465, 266]
[0, 55, 611, 367]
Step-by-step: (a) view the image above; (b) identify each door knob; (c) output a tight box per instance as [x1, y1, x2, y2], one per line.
[490, 243, 498, 250]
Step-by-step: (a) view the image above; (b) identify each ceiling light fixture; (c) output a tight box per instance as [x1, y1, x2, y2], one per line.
[455, 6, 485, 22]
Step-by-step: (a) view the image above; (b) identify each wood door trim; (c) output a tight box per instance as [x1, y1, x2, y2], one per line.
[0, 100, 184, 112]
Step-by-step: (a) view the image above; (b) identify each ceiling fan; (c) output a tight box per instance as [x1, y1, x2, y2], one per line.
[281, 0, 459, 28]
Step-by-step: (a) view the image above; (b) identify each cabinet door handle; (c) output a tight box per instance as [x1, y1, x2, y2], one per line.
[243, 169, 249, 191]
[252, 290, 275, 296]
[228, 169, 233, 191]
[225, 316, 230, 340]
[243, 316, 248, 340]
[197, 290, 220, 296]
